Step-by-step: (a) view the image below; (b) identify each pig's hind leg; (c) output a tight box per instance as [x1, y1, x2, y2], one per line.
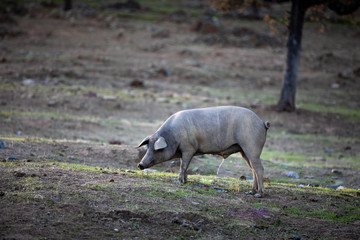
[240, 148, 264, 197]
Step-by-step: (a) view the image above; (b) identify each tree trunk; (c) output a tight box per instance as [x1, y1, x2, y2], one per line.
[277, 0, 308, 111]
[64, 0, 72, 11]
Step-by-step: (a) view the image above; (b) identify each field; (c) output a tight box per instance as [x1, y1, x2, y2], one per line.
[1, 1, 360, 239]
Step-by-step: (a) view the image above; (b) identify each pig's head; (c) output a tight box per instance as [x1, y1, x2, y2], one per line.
[137, 134, 177, 170]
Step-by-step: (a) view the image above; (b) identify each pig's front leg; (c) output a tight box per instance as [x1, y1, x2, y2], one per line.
[178, 152, 194, 183]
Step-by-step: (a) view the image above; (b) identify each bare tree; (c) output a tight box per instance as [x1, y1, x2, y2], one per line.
[277, 0, 359, 111]
[211, 0, 359, 111]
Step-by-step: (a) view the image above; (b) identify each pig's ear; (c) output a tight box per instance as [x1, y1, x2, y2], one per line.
[137, 136, 150, 148]
[154, 136, 167, 150]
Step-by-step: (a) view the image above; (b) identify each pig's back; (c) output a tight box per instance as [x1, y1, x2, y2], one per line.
[168, 106, 265, 153]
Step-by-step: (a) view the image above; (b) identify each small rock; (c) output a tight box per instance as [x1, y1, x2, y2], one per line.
[290, 235, 301, 240]
[47, 100, 57, 107]
[337, 186, 346, 190]
[129, 79, 144, 88]
[7, 156, 19, 160]
[16, 131, 22, 135]
[109, 140, 122, 145]
[285, 171, 299, 179]
[144, 169, 158, 173]
[156, 67, 171, 77]
[324, 147, 332, 153]
[14, 171, 26, 177]
[344, 145, 351, 151]
[239, 175, 247, 180]
[191, 201, 200, 205]
[331, 83, 340, 89]
[87, 91, 97, 97]
[331, 169, 342, 175]
[307, 184, 319, 187]
[114, 228, 119, 232]
[254, 193, 262, 198]
[103, 96, 117, 101]
[23, 79, 35, 85]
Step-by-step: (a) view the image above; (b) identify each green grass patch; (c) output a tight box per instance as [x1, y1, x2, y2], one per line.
[261, 149, 360, 169]
[285, 205, 360, 223]
[285, 206, 302, 216]
[267, 131, 360, 143]
[0, 136, 92, 144]
[0, 109, 103, 123]
[261, 150, 309, 166]
[26, 161, 101, 172]
[299, 103, 360, 122]
[0, 82, 141, 101]
[0, 110, 154, 131]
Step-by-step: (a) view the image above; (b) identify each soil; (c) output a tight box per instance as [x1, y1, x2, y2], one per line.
[0, 2, 360, 239]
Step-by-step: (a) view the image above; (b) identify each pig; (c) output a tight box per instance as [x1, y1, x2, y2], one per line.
[137, 106, 270, 197]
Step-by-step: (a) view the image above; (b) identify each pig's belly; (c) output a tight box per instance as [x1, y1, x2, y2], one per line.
[196, 144, 242, 159]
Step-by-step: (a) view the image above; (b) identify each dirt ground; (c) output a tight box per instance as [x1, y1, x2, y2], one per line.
[1, 1, 360, 239]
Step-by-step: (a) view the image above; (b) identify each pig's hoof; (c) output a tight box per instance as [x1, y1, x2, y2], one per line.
[254, 193, 262, 198]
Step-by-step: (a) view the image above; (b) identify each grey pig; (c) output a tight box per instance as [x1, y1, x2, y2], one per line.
[137, 106, 270, 197]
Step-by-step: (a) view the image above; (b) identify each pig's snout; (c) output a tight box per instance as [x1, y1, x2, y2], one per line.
[137, 163, 145, 170]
